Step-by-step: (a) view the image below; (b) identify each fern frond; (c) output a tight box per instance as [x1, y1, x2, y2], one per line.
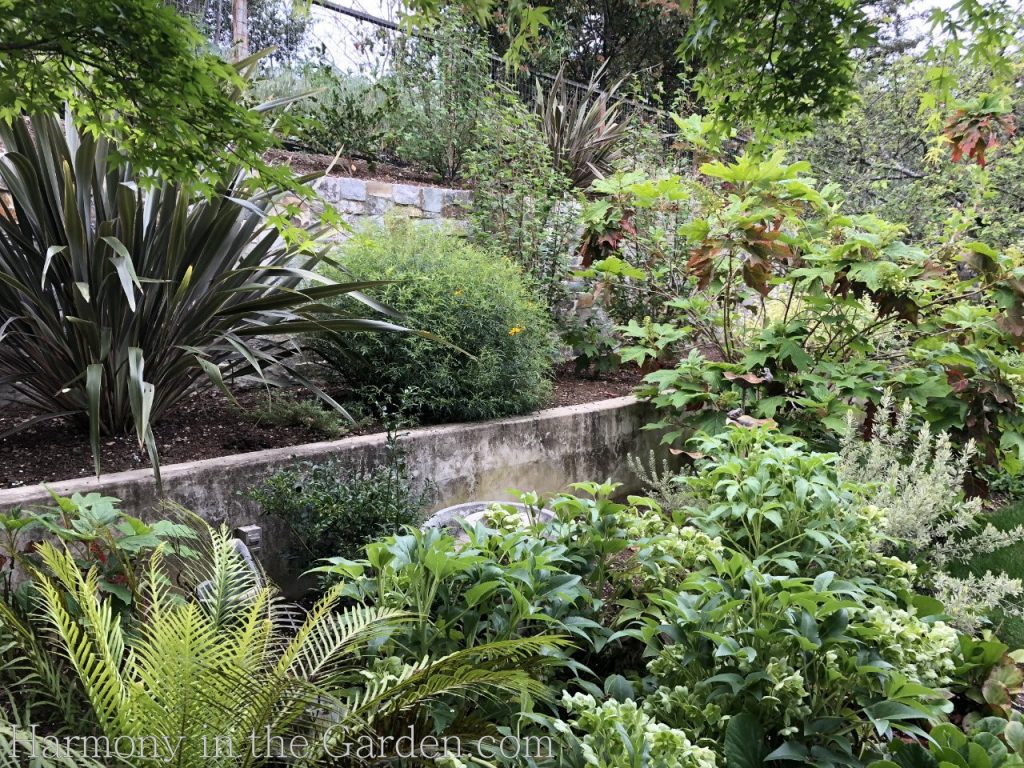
[278, 604, 414, 682]
[191, 526, 267, 629]
[32, 549, 128, 734]
[345, 636, 569, 728]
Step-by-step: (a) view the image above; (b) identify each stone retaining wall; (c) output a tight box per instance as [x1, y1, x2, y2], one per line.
[313, 176, 472, 229]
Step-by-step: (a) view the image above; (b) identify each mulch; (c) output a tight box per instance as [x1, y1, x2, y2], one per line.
[0, 364, 643, 489]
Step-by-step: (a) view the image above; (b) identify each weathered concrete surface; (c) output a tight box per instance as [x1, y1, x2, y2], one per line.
[0, 396, 661, 586]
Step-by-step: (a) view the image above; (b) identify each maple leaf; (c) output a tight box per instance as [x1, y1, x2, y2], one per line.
[944, 103, 1016, 168]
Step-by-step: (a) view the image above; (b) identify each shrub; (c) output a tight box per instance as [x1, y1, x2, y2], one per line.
[287, 65, 395, 160]
[320, 519, 601, 659]
[389, 16, 493, 180]
[248, 428, 429, 563]
[577, 169, 699, 327]
[552, 693, 718, 768]
[319, 465, 979, 767]
[314, 219, 555, 422]
[534, 66, 631, 189]
[631, 427, 885, 579]
[637, 554, 955, 763]
[840, 393, 1024, 632]
[610, 150, 1024, 472]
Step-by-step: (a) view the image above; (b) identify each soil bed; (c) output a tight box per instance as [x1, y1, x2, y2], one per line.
[265, 148, 469, 188]
[0, 365, 643, 489]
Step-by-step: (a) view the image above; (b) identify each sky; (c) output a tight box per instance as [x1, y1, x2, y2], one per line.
[307, 0, 401, 72]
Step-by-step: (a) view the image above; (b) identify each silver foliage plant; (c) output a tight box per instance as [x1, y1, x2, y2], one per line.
[840, 391, 1024, 632]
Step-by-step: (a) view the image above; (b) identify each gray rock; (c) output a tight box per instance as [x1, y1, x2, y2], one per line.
[366, 195, 392, 216]
[332, 199, 366, 215]
[335, 178, 367, 201]
[443, 189, 472, 207]
[392, 184, 422, 206]
[421, 187, 444, 214]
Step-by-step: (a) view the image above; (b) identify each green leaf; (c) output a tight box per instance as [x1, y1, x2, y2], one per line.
[85, 363, 103, 477]
[465, 580, 502, 607]
[725, 713, 767, 768]
[103, 235, 141, 312]
[127, 347, 153, 449]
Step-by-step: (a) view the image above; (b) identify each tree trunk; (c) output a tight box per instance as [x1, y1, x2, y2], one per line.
[231, 0, 249, 60]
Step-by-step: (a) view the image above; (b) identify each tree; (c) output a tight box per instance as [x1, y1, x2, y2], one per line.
[482, 0, 694, 107]
[790, 53, 1024, 249]
[406, 0, 1024, 137]
[174, 0, 311, 67]
[0, 0, 272, 183]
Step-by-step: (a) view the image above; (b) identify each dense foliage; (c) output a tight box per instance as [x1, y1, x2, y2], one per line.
[0, 0, 274, 184]
[0, 518, 560, 768]
[5, 2, 1024, 767]
[791, 56, 1024, 249]
[249, 428, 430, 563]
[4, 430, 1024, 766]
[588, 148, 1024, 477]
[534, 66, 630, 189]
[283, 65, 395, 160]
[307, 426, 1024, 767]
[314, 219, 555, 422]
[463, 90, 578, 305]
[389, 16, 494, 181]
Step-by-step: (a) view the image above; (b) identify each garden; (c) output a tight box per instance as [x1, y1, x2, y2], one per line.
[2, 0, 1024, 766]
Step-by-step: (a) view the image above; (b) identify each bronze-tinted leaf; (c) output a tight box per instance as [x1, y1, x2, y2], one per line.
[723, 371, 766, 385]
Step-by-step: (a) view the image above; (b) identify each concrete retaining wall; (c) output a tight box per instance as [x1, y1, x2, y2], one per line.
[0, 397, 660, 587]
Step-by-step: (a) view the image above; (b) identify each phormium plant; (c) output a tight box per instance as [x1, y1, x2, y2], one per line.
[0, 115, 411, 477]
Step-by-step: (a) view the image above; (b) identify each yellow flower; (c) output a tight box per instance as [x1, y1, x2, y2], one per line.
[454, 288, 463, 296]
[508, 326, 524, 336]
